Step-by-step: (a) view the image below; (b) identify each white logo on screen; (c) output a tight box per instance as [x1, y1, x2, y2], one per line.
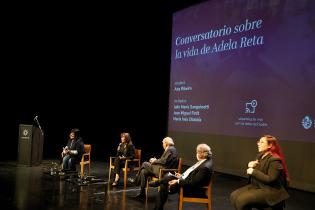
[245, 100, 258, 114]
[301, 115, 312, 129]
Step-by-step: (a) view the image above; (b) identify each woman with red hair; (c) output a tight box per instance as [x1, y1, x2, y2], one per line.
[230, 135, 290, 210]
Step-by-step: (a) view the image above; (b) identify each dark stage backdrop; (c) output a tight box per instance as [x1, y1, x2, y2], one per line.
[2, 1, 181, 167]
[4, 70, 171, 166]
[168, 0, 315, 192]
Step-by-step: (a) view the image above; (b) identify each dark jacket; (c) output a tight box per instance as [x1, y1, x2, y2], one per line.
[152, 145, 178, 175]
[67, 137, 84, 162]
[116, 143, 135, 159]
[179, 158, 213, 188]
[250, 153, 289, 205]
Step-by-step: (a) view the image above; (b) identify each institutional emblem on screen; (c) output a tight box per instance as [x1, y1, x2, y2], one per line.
[301, 115, 313, 130]
[245, 100, 257, 114]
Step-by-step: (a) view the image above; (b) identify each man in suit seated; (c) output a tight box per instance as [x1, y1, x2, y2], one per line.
[130, 137, 179, 199]
[151, 143, 213, 210]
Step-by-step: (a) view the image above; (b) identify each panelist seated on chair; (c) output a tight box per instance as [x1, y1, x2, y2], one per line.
[111, 132, 135, 186]
[61, 128, 84, 171]
[230, 135, 290, 210]
[153, 143, 213, 210]
[130, 137, 178, 199]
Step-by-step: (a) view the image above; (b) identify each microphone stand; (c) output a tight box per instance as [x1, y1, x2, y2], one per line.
[35, 117, 44, 136]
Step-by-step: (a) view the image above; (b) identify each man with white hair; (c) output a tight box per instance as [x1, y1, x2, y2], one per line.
[153, 143, 213, 210]
[130, 137, 178, 199]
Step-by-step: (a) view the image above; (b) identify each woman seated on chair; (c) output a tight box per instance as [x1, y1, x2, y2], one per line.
[112, 132, 135, 186]
[230, 135, 290, 210]
[61, 128, 84, 171]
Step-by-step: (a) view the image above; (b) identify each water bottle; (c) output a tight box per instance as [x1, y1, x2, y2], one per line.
[50, 162, 57, 175]
[50, 167, 54, 175]
[53, 162, 58, 174]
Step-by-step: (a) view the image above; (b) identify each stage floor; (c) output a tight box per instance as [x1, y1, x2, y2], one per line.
[0, 160, 314, 210]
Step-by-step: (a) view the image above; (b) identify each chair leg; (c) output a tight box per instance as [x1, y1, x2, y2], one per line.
[108, 167, 112, 182]
[88, 163, 90, 175]
[178, 197, 183, 210]
[146, 177, 150, 196]
[208, 200, 211, 210]
[80, 163, 84, 178]
[124, 171, 127, 189]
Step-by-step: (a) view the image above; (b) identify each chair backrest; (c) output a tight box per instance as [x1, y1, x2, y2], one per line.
[81, 144, 91, 162]
[84, 144, 91, 154]
[160, 157, 182, 176]
[177, 157, 182, 173]
[134, 148, 141, 160]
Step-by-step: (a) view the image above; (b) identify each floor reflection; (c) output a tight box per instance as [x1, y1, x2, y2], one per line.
[1, 160, 313, 210]
[15, 165, 44, 210]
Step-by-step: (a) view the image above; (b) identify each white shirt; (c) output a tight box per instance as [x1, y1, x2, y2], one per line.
[181, 159, 206, 180]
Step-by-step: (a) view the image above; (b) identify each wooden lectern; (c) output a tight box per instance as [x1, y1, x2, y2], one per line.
[17, 124, 44, 166]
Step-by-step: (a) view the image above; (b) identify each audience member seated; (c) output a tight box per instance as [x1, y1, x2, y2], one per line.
[230, 135, 290, 210]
